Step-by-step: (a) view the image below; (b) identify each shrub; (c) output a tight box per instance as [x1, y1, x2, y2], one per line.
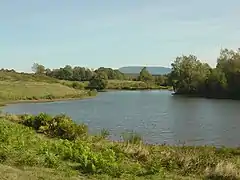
[72, 82, 84, 90]
[88, 89, 98, 96]
[20, 113, 88, 140]
[44, 94, 55, 100]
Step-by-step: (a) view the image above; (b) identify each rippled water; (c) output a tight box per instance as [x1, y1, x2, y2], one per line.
[3, 90, 240, 147]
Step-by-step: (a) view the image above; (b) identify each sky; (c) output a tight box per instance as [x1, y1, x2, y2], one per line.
[0, 0, 240, 72]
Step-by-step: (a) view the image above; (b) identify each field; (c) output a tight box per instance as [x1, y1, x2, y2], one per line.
[0, 71, 96, 106]
[0, 113, 239, 180]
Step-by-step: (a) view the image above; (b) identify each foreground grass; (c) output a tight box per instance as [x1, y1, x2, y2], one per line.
[0, 113, 240, 179]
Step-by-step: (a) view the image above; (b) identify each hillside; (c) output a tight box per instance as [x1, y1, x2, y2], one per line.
[118, 66, 171, 75]
[0, 70, 96, 105]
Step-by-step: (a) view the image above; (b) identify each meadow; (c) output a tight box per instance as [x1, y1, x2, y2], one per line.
[0, 71, 96, 106]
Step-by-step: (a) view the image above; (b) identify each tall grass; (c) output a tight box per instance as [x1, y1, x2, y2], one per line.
[1, 113, 240, 179]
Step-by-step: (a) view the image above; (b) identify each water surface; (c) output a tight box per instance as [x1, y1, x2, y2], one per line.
[3, 90, 240, 147]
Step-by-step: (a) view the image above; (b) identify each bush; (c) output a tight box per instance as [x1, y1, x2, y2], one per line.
[43, 94, 55, 100]
[88, 89, 98, 96]
[20, 113, 88, 140]
[72, 82, 84, 90]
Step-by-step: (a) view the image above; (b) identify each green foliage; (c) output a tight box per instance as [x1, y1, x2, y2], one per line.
[138, 67, 153, 82]
[170, 55, 211, 94]
[19, 113, 88, 140]
[95, 67, 126, 80]
[45, 65, 127, 82]
[1, 113, 240, 179]
[71, 82, 85, 90]
[106, 80, 170, 90]
[170, 48, 240, 99]
[88, 73, 108, 91]
[32, 63, 46, 75]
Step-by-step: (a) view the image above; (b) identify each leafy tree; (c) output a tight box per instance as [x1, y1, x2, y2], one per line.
[95, 67, 125, 80]
[88, 72, 108, 90]
[170, 55, 211, 94]
[72, 67, 86, 81]
[216, 48, 240, 98]
[138, 67, 153, 82]
[32, 63, 45, 74]
[205, 68, 227, 97]
[62, 65, 73, 80]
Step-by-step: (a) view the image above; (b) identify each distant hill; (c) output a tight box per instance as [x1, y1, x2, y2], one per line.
[118, 66, 171, 75]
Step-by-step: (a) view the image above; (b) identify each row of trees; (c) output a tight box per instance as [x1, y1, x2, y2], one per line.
[32, 64, 127, 81]
[170, 48, 240, 99]
[32, 63, 170, 87]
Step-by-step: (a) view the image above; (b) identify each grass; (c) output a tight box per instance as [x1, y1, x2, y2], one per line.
[0, 113, 240, 179]
[0, 71, 59, 83]
[60, 80, 173, 91]
[0, 71, 97, 106]
[0, 81, 95, 102]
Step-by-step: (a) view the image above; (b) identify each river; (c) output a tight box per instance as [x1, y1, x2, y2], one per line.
[2, 90, 240, 147]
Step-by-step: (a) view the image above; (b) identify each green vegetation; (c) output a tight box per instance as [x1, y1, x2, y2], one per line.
[138, 67, 154, 82]
[170, 48, 240, 99]
[107, 80, 171, 90]
[0, 112, 240, 179]
[88, 72, 108, 91]
[31, 63, 172, 90]
[0, 70, 97, 106]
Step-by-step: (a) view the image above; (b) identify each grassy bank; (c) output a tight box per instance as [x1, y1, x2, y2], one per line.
[107, 80, 172, 90]
[0, 72, 97, 106]
[0, 113, 239, 179]
[59, 80, 173, 91]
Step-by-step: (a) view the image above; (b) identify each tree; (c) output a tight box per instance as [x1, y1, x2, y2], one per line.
[72, 67, 86, 81]
[32, 63, 45, 74]
[170, 55, 211, 94]
[216, 48, 240, 98]
[88, 72, 108, 90]
[138, 67, 153, 82]
[95, 67, 125, 80]
[205, 68, 227, 97]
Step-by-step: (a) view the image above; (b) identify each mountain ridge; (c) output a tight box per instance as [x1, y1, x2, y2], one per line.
[118, 66, 171, 75]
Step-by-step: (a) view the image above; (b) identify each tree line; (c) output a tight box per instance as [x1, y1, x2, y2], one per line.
[170, 48, 240, 99]
[32, 64, 127, 81]
[32, 64, 170, 90]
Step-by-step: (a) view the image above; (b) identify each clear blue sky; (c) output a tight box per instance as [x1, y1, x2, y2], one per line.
[1, 0, 240, 72]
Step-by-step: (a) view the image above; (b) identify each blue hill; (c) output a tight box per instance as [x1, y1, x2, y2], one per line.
[118, 66, 171, 75]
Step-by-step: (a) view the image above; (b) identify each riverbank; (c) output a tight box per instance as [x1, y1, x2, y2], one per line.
[0, 113, 239, 180]
[0, 95, 96, 107]
[106, 80, 172, 91]
[0, 80, 97, 107]
[172, 92, 240, 101]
